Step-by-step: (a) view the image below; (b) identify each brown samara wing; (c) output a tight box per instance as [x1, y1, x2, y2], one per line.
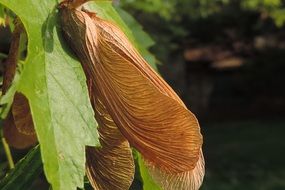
[86, 81, 135, 190]
[60, 3, 204, 189]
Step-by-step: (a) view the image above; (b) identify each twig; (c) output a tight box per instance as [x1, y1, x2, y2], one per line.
[1, 137, 15, 169]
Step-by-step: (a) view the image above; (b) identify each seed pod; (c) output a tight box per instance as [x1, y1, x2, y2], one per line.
[60, 4, 136, 190]
[3, 110, 37, 149]
[2, 21, 37, 149]
[86, 79, 135, 190]
[60, 3, 204, 190]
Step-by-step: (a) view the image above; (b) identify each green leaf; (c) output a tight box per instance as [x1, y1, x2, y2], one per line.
[271, 8, 285, 27]
[0, 0, 99, 189]
[115, 6, 156, 67]
[0, 146, 42, 190]
[86, 1, 157, 69]
[134, 151, 161, 190]
[116, 7, 154, 49]
[0, 5, 5, 26]
[0, 71, 21, 119]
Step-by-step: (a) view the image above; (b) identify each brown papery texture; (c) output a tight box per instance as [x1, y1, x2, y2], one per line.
[86, 80, 135, 190]
[146, 151, 204, 190]
[2, 22, 37, 149]
[60, 4, 204, 189]
[3, 112, 37, 149]
[12, 93, 35, 136]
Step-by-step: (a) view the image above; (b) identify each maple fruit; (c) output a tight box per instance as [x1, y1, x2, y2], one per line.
[59, 0, 204, 189]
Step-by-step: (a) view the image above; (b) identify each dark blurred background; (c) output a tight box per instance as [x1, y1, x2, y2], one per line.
[120, 0, 285, 189]
[1, 0, 285, 189]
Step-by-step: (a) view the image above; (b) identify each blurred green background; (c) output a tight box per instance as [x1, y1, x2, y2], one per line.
[1, 0, 285, 189]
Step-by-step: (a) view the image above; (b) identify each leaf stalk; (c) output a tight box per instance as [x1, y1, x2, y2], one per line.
[1, 137, 15, 169]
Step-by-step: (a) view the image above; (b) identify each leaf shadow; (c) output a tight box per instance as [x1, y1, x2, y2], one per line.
[56, 24, 79, 61]
[41, 7, 57, 53]
[41, 5, 79, 62]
